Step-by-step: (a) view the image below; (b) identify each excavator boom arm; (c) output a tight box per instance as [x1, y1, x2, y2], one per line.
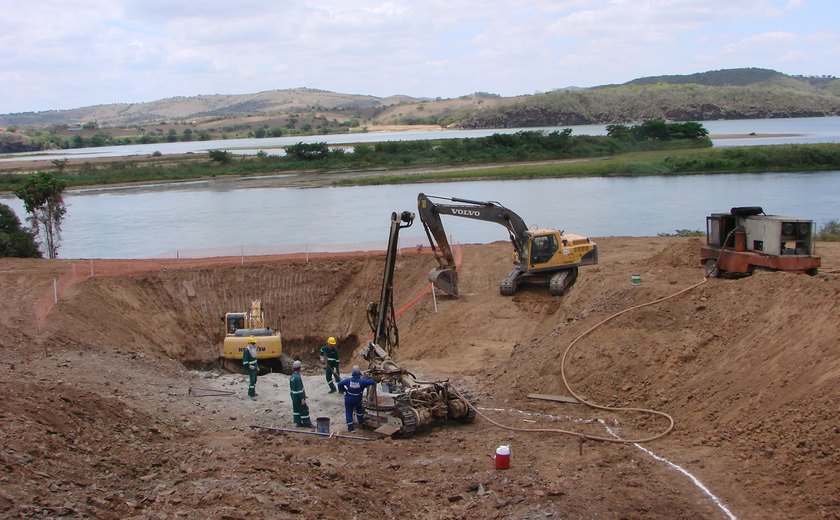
[417, 193, 530, 297]
[418, 193, 528, 247]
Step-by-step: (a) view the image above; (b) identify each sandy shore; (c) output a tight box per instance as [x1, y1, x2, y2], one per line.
[709, 133, 801, 139]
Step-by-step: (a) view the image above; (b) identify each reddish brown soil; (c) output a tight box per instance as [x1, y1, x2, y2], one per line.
[1, 237, 838, 519]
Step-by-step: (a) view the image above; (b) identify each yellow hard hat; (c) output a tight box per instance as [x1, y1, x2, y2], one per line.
[327, 336, 337, 346]
[247, 336, 256, 344]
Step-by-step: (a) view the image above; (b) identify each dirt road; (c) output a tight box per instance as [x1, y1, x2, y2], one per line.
[1, 238, 838, 519]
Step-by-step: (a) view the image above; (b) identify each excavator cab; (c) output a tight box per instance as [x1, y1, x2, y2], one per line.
[529, 233, 558, 266]
[224, 313, 246, 334]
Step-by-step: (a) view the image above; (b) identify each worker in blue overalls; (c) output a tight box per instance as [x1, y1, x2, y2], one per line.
[337, 365, 376, 432]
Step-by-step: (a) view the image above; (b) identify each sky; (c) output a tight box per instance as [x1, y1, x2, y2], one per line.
[1, 0, 838, 114]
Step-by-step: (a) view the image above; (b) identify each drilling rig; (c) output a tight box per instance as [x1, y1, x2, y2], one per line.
[359, 210, 476, 436]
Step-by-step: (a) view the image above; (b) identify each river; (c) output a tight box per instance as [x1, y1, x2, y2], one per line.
[1, 170, 837, 259]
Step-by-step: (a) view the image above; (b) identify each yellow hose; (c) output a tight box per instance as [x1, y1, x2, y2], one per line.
[459, 275, 712, 445]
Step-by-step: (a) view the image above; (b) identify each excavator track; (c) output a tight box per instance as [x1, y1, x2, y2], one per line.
[499, 267, 524, 296]
[395, 402, 418, 436]
[549, 267, 578, 296]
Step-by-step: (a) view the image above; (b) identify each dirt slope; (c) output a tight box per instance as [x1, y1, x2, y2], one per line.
[1, 238, 838, 519]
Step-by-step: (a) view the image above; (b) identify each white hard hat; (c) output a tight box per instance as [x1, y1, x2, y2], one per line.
[352, 365, 361, 374]
[292, 360, 302, 370]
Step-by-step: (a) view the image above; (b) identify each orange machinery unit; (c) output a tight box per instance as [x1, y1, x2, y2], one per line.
[700, 206, 820, 277]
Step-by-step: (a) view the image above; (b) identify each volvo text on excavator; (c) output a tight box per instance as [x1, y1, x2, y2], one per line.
[417, 193, 598, 296]
[358, 210, 476, 436]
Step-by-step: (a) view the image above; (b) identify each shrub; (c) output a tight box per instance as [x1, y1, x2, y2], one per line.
[658, 229, 704, 237]
[816, 219, 840, 241]
[208, 149, 232, 164]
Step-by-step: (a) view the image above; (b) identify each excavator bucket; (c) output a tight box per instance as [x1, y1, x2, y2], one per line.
[428, 267, 459, 297]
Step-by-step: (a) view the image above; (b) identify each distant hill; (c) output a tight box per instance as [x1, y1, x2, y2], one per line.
[0, 88, 417, 127]
[455, 68, 840, 128]
[1, 68, 838, 145]
[622, 67, 795, 87]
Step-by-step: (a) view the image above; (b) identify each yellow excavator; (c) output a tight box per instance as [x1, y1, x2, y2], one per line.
[417, 193, 598, 296]
[220, 299, 287, 373]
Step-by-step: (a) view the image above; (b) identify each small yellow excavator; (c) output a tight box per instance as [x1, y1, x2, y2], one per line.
[219, 300, 287, 373]
[417, 193, 598, 296]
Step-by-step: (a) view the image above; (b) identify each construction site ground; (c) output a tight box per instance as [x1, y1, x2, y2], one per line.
[1, 237, 838, 519]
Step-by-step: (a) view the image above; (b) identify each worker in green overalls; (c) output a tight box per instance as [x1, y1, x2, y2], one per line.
[289, 360, 312, 427]
[242, 336, 259, 400]
[319, 336, 343, 394]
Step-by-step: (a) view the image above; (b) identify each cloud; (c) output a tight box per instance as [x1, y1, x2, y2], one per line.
[1, 0, 837, 113]
[737, 31, 798, 45]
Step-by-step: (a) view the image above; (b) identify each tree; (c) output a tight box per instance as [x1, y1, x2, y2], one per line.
[633, 120, 671, 140]
[285, 142, 329, 160]
[606, 124, 632, 140]
[667, 121, 709, 139]
[13, 172, 67, 258]
[0, 203, 41, 258]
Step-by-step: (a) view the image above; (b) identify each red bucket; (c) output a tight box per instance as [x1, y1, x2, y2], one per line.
[494, 445, 511, 470]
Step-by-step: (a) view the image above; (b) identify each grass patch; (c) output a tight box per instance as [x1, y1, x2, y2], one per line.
[332, 144, 840, 186]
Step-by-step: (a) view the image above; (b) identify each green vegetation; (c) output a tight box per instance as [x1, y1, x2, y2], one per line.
[607, 121, 708, 140]
[658, 229, 704, 237]
[0, 122, 713, 191]
[817, 219, 840, 241]
[207, 149, 233, 164]
[1, 125, 839, 194]
[333, 143, 840, 186]
[0, 203, 41, 258]
[285, 142, 330, 160]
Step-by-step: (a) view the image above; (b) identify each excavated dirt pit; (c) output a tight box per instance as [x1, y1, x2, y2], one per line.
[1, 237, 838, 519]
